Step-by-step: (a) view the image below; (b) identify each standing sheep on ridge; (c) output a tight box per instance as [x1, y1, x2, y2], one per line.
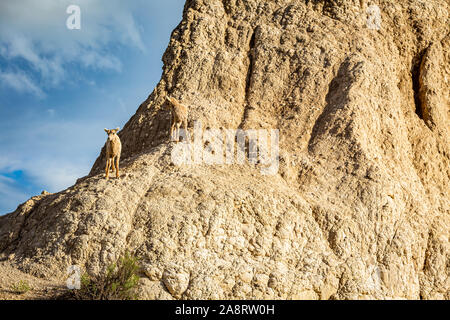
[104, 127, 122, 179]
[166, 97, 189, 143]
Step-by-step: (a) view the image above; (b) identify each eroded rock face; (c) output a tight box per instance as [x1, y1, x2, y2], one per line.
[0, 0, 448, 299]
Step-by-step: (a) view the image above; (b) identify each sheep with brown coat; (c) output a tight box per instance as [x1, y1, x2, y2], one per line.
[166, 97, 189, 143]
[104, 127, 122, 179]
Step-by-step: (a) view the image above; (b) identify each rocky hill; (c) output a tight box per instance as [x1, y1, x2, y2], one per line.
[0, 0, 448, 299]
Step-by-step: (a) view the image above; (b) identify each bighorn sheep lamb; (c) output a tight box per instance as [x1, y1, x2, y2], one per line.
[104, 127, 122, 179]
[166, 97, 189, 143]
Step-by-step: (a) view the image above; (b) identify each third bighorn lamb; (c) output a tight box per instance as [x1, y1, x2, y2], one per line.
[104, 127, 122, 179]
[166, 97, 189, 143]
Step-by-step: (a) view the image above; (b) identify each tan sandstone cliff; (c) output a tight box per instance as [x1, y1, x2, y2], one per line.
[0, 0, 448, 300]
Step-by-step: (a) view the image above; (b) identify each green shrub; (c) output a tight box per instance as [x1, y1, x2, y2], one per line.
[72, 251, 140, 300]
[11, 280, 31, 294]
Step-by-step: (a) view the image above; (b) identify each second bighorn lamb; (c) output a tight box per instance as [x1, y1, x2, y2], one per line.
[104, 127, 122, 179]
[166, 97, 189, 143]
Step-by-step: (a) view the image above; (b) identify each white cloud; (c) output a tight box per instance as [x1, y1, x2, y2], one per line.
[0, 71, 45, 97]
[0, 0, 147, 96]
[0, 175, 15, 184]
[0, 117, 106, 192]
[0, 159, 93, 215]
[0, 155, 88, 196]
[27, 159, 88, 192]
[0, 176, 29, 214]
[79, 51, 122, 73]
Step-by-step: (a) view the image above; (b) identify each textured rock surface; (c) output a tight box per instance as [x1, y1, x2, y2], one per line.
[0, 0, 449, 299]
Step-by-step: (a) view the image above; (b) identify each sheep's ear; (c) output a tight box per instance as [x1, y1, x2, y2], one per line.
[115, 127, 120, 132]
[104, 128, 108, 133]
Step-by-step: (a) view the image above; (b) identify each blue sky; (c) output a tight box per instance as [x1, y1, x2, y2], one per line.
[0, 0, 185, 214]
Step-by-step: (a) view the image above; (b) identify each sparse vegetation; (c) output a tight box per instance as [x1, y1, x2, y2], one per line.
[11, 280, 31, 294]
[71, 252, 141, 300]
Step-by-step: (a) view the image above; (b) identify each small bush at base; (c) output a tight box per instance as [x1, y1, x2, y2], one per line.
[72, 251, 140, 300]
[11, 280, 31, 294]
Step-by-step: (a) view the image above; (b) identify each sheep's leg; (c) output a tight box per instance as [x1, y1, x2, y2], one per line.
[105, 158, 110, 179]
[183, 119, 190, 144]
[170, 114, 176, 142]
[175, 122, 181, 142]
[170, 114, 176, 141]
[115, 155, 120, 179]
[170, 123, 175, 142]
